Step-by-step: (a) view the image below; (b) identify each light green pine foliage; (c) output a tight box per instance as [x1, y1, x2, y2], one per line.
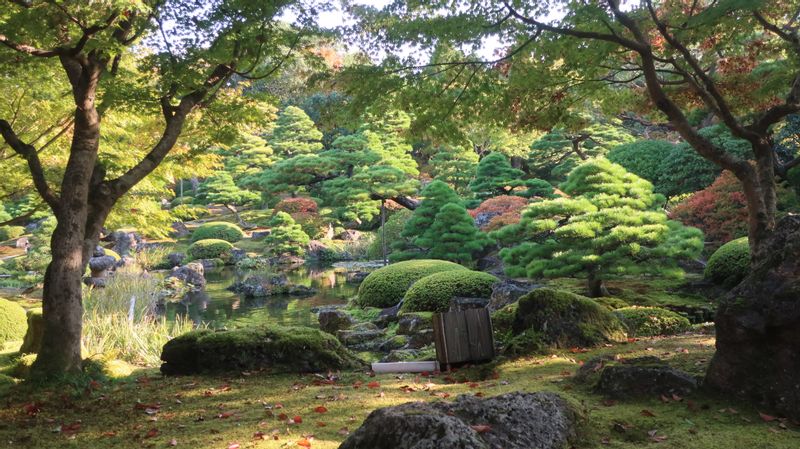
[203, 172, 260, 210]
[469, 152, 526, 199]
[265, 212, 310, 256]
[391, 180, 462, 261]
[423, 203, 492, 265]
[429, 145, 479, 193]
[269, 106, 323, 157]
[226, 133, 274, 184]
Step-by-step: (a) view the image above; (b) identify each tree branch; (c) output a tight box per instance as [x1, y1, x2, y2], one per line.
[0, 120, 60, 211]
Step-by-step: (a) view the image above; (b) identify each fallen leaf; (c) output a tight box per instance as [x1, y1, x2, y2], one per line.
[641, 409, 656, 417]
[144, 428, 159, 439]
[217, 412, 234, 419]
[759, 412, 778, 422]
[470, 424, 492, 433]
[316, 422, 327, 427]
[169, 438, 178, 446]
[337, 427, 349, 436]
[297, 438, 312, 447]
[227, 444, 240, 449]
[601, 399, 617, 407]
[293, 415, 303, 424]
[367, 381, 380, 389]
[313, 406, 328, 414]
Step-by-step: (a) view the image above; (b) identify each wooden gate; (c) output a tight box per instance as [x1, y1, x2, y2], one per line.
[433, 308, 495, 369]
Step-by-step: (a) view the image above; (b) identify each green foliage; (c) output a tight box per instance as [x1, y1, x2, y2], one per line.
[428, 145, 479, 193]
[613, 307, 691, 337]
[704, 237, 750, 286]
[607, 140, 680, 197]
[0, 226, 24, 241]
[511, 288, 628, 350]
[269, 106, 324, 158]
[191, 222, 244, 243]
[0, 298, 27, 345]
[356, 259, 467, 308]
[12, 216, 56, 285]
[170, 204, 208, 222]
[187, 239, 234, 260]
[368, 208, 413, 259]
[201, 172, 260, 209]
[494, 159, 704, 293]
[469, 152, 525, 199]
[391, 180, 461, 261]
[422, 203, 492, 265]
[402, 270, 498, 312]
[264, 212, 310, 256]
[160, 325, 364, 375]
[225, 133, 275, 182]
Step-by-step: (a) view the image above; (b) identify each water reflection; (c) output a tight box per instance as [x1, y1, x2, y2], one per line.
[164, 263, 359, 329]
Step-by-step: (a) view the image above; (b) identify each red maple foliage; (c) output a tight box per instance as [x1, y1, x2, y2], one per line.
[274, 197, 318, 215]
[469, 195, 528, 231]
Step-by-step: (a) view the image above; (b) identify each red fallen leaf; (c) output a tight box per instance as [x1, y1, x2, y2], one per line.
[641, 409, 656, 417]
[686, 400, 698, 412]
[338, 427, 350, 435]
[101, 431, 116, 437]
[367, 381, 380, 389]
[297, 438, 312, 447]
[474, 392, 484, 397]
[352, 381, 362, 389]
[169, 438, 178, 446]
[88, 380, 102, 390]
[144, 428, 159, 439]
[217, 412, 234, 419]
[227, 444, 241, 449]
[203, 390, 214, 397]
[254, 431, 266, 440]
[293, 415, 303, 424]
[759, 412, 778, 422]
[671, 394, 682, 401]
[468, 382, 479, 388]
[62, 422, 82, 434]
[22, 402, 41, 416]
[278, 413, 288, 421]
[470, 424, 492, 433]
[560, 370, 572, 376]
[218, 384, 232, 392]
[601, 399, 617, 407]
[134, 402, 161, 411]
[569, 347, 588, 353]
[314, 406, 328, 413]
[274, 403, 284, 409]
[316, 422, 327, 427]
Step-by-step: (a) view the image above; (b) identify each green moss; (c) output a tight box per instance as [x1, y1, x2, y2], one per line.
[593, 296, 629, 310]
[191, 221, 244, 243]
[705, 237, 749, 286]
[160, 325, 365, 375]
[0, 298, 27, 345]
[613, 306, 691, 337]
[356, 259, 467, 308]
[512, 288, 627, 350]
[7, 353, 36, 378]
[402, 270, 498, 312]
[187, 239, 233, 260]
[345, 306, 382, 322]
[491, 302, 518, 336]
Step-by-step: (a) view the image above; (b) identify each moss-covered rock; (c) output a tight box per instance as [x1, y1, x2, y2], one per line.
[613, 306, 691, 337]
[510, 288, 627, 350]
[19, 308, 43, 354]
[704, 237, 749, 286]
[160, 325, 366, 375]
[187, 239, 233, 260]
[356, 259, 467, 308]
[402, 270, 498, 313]
[0, 298, 27, 345]
[191, 221, 244, 243]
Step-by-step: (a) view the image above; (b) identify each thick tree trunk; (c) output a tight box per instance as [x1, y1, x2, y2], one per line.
[586, 275, 606, 298]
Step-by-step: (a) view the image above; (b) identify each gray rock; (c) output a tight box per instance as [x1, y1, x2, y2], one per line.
[166, 252, 186, 268]
[251, 229, 270, 239]
[92, 245, 106, 258]
[337, 329, 385, 347]
[345, 270, 370, 285]
[406, 329, 434, 349]
[595, 357, 698, 399]
[15, 236, 30, 250]
[397, 314, 431, 336]
[381, 349, 419, 363]
[171, 221, 190, 238]
[110, 230, 141, 257]
[228, 274, 316, 298]
[83, 276, 107, 288]
[379, 335, 409, 352]
[488, 279, 540, 312]
[230, 248, 247, 263]
[197, 258, 222, 271]
[318, 309, 355, 334]
[450, 297, 490, 311]
[167, 262, 206, 290]
[339, 391, 577, 449]
[88, 255, 117, 274]
[338, 229, 363, 241]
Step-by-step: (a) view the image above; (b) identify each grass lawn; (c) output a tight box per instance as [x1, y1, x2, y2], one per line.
[1, 333, 797, 449]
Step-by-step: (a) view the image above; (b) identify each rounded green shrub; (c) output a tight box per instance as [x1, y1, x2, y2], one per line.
[705, 237, 749, 286]
[0, 226, 25, 241]
[160, 325, 365, 375]
[356, 259, 467, 308]
[0, 298, 27, 345]
[191, 221, 243, 243]
[402, 270, 499, 312]
[511, 288, 627, 350]
[613, 306, 691, 337]
[187, 239, 233, 260]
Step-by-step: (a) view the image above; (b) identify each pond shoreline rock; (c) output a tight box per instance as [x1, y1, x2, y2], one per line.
[229, 274, 317, 298]
[339, 391, 578, 449]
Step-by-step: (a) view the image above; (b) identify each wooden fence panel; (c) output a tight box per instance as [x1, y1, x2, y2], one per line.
[433, 308, 495, 368]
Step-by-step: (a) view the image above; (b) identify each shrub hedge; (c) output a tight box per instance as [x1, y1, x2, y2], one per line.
[402, 270, 498, 312]
[160, 325, 365, 375]
[0, 298, 27, 345]
[704, 237, 749, 286]
[187, 239, 233, 260]
[191, 221, 243, 243]
[613, 306, 691, 337]
[356, 259, 467, 308]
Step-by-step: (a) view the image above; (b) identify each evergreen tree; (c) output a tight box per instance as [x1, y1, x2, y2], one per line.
[426, 203, 492, 264]
[269, 106, 324, 158]
[360, 110, 419, 176]
[429, 145, 479, 194]
[265, 212, 310, 257]
[391, 180, 462, 261]
[493, 159, 703, 297]
[227, 133, 274, 184]
[469, 152, 525, 200]
[202, 173, 260, 225]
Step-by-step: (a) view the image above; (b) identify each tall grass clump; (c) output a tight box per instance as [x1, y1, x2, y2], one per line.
[134, 245, 172, 270]
[82, 269, 196, 366]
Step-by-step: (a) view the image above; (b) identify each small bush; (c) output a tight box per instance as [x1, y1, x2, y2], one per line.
[356, 259, 467, 308]
[704, 237, 749, 286]
[191, 221, 243, 243]
[402, 270, 499, 312]
[187, 239, 233, 260]
[0, 226, 25, 241]
[160, 325, 365, 375]
[469, 195, 528, 231]
[613, 306, 691, 337]
[171, 204, 208, 222]
[274, 197, 318, 214]
[0, 298, 27, 345]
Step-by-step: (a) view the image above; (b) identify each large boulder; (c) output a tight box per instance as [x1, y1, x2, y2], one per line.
[109, 230, 141, 257]
[581, 356, 698, 399]
[339, 392, 577, 449]
[488, 279, 540, 312]
[167, 262, 206, 291]
[706, 216, 800, 419]
[318, 309, 355, 334]
[160, 325, 365, 375]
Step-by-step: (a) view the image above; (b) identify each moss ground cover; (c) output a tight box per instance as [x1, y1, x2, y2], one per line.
[0, 333, 797, 449]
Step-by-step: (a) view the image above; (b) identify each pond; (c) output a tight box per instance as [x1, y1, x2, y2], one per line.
[163, 263, 369, 329]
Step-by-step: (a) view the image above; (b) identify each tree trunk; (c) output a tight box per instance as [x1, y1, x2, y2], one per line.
[380, 199, 388, 266]
[586, 275, 606, 298]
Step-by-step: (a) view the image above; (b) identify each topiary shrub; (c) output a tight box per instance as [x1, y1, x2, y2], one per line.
[704, 237, 749, 286]
[160, 325, 365, 375]
[510, 288, 627, 350]
[356, 259, 467, 308]
[187, 239, 233, 260]
[613, 306, 691, 337]
[402, 270, 499, 312]
[191, 221, 243, 243]
[0, 298, 27, 345]
[0, 226, 25, 241]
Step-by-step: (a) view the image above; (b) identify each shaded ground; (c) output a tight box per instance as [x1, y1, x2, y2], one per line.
[1, 333, 797, 449]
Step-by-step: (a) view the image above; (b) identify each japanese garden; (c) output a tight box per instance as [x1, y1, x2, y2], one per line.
[0, 1, 799, 448]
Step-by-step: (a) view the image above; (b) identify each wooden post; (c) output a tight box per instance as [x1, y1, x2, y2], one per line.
[433, 308, 494, 370]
